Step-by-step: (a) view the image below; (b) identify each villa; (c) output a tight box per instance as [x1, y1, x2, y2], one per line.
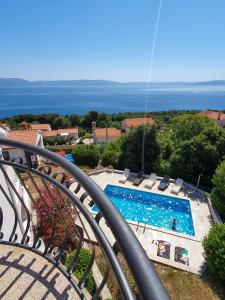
[121, 117, 154, 132]
[199, 110, 225, 127]
[92, 122, 121, 144]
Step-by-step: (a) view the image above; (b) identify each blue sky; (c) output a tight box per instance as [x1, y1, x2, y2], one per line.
[0, 0, 225, 82]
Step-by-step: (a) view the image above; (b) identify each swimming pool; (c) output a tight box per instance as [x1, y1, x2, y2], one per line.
[92, 184, 195, 236]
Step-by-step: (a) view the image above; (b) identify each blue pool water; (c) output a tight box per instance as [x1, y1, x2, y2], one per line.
[92, 184, 195, 236]
[65, 154, 74, 162]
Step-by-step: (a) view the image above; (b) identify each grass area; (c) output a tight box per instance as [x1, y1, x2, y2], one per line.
[153, 263, 225, 300]
[65, 249, 96, 295]
[95, 246, 225, 300]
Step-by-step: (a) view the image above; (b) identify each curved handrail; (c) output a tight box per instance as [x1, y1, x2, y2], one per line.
[0, 138, 169, 300]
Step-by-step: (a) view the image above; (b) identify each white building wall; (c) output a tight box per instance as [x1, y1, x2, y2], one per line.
[0, 127, 7, 138]
[95, 137, 119, 144]
[121, 121, 129, 132]
[0, 149, 32, 242]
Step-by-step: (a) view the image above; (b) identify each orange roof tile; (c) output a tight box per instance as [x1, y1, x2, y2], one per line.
[42, 128, 78, 138]
[122, 117, 154, 128]
[42, 130, 58, 138]
[4, 130, 38, 149]
[199, 110, 225, 121]
[30, 124, 51, 130]
[95, 128, 121, 139]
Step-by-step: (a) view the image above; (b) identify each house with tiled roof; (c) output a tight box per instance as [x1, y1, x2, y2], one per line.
[198, 110, 225, 127]
[42, 128, 79, 141]
[2, 129, 44, 165]
[121, 117, 154, 132]
[92, 122, 121, 144]
[30, 123, 51, 131]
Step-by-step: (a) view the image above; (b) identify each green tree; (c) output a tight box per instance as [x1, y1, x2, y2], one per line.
[101, 141, 121, 168]
[118, 125, 160, 173]
[82, 111, 108, 129]
[211, 161, 225, 221]
[52, 116, 68, 129]
[156, 114, 225, 186]
[169, 135, 219, 184]
[170, 114, 217, 142]
[67, 114, 80, 127]
[203, 224, 225, 280]
[72, 145, 99, 168]
[82, 111, 99, 129]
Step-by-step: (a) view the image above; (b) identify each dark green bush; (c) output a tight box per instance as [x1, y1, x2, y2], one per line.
[44, 137, 58, 146]
[102, 149, 118, 167]
[44, 136, 72, 146]
[211, 161, 225, 221]
[45, 146, 62, 152]
[100, 140, 121, 168]
[65, 248, 95, 295]
[203, 223, 225, 280]
[72, 145, 99, 168]
[45, 145, 73, 154]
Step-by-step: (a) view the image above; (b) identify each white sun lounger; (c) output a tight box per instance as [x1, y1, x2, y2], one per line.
[145, 173, 157, 189]
[171, 178, 183, 195]
[119, 168, 130, 183]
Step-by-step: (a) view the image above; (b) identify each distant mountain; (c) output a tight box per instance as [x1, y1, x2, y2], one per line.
[194, 80, 225, 86]
[0, 77, 192, 87]
[0, 78, 122, 87]
[0, 78, 29, 85]
[0, 77, 225, 87]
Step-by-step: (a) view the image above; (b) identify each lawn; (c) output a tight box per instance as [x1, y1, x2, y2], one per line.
[95, 246, 225, 300]
[153, 263, 225, 300]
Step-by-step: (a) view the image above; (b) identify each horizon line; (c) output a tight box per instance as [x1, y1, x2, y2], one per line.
[1, 77, 225, 84]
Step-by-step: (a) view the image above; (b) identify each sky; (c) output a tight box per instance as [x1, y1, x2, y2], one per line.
[0, 0, 225, 82]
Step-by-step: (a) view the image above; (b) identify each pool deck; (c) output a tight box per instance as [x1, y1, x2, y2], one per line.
[78, 170, 214, 275]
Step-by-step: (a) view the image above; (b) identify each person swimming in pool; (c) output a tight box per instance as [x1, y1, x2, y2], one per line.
[172, 218, 177, 231]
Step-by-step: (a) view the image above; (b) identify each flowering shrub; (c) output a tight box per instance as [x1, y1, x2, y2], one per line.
[35, 185, 77, 249]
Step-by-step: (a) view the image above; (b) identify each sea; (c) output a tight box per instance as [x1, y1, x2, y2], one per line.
[1, 83, 225, 118]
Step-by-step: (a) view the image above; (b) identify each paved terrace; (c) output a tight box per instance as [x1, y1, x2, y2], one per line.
[0, 244, 90, 300]
[76, 169, 214, 275]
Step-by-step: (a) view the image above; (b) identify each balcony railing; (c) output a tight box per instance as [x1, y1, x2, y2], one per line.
[0, 138, 169, 300]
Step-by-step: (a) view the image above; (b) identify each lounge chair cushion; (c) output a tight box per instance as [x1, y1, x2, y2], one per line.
[174, 246, 189, 265]
[157, 240, 170, 259]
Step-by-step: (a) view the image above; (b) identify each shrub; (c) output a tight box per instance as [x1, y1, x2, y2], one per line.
[65, 248, 95, 295]
[211, 161, 225, 221]
[45, 146, 62, 152]
[72, 145, 99, 168]
[84, 133, 93, 139]
[35, 186, 77, 249]
[203, 223, 225, 280]
[102, 149, 118, 167]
